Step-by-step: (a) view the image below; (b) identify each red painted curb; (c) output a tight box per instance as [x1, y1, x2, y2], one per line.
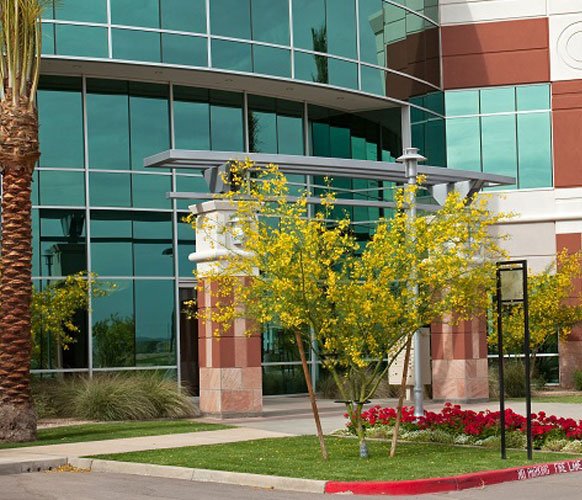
[324, 458, 582, 495]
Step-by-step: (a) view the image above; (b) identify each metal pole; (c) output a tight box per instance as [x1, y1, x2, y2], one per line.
[496, 266, 507, 460]
[523, 264, 533, 460]
[397, 147, 426, 419]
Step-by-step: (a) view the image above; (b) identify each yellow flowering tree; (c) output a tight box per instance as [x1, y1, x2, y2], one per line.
[189, 161, 505, 459]
[488, 250, 582, 373]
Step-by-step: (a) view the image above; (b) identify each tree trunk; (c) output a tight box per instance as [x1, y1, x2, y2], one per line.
[390, 336, 413, 457]
[295, 330, 328, 460]
[0, 98, 39, 442]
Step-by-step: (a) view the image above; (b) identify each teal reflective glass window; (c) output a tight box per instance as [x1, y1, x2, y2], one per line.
[252, 0, 289, 45]
[162, 34, 207, 66]
[211, 40, 252, 72]
[92, 280, 135, 368]
[210, 91, 244, 151]
[39, 170, 85, 206]
[87, 79, 131, 170]
[253, 46, 291, 78]
[359, 0, 383, 65]
[294, 52, 327, 84]
[135, 280, 175, 366]
[55, 0, 107, 22]
[175, 175, 209, 210]
[424, 92, 445, 116]
[330, 126, 351, 158]
[161, 0, 206, 33]
[89, 172, 131, 207]
[446, 118, 481, 171]
[42, 23, 55, 55]
[177, 217, 195, 277]
[517, 85, 550, 112]
[173, 87, 211, 151]
[90, 212, 133, 276]
[210, 0, 250, 39]
[112, 29, 161, 62]
[133, 214, 173, 277]
[132, 174, 171, 209]
[55, 25, 108, 58]
[31, 171, 40, 206]
[278, 115, 304, 155]
[249, 98, 277, 153]
[311, 121, 330, 156]
[445, 90, 479, 116]
[328, 58, 358, 90]
[129, 83, 170, 170]
[39, 209, 87, 277]
[424, 117, 446, 167]
[480, 87, 515, 114]
[327, 0, 356, 58]
[111, 0, 160, 28]
[32, 210, 40, 277]
[37, 77, 84, 168]
[517, 113, 552, 189]
[481, 115, 517, 185]
[173, 89, 210, 150]
[293, 0, 325, 52]
[361, 65, 385, 96]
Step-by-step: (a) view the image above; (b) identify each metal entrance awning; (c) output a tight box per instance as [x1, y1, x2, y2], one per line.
[145, 150, 515, 209]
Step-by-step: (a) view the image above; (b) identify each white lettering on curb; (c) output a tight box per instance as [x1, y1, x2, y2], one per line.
[516, 464, 550, 480]
[516, 461, 582, 481]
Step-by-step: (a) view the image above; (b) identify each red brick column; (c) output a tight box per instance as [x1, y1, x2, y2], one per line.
[431, 317, 489, 402]
[557, 234, 582, 388]
[197, 278, 263, 417]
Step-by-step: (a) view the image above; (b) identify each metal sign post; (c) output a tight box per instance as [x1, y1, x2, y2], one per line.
[496, 260, 533, 461]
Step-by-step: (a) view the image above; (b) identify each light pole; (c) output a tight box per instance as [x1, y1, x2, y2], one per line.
[397, 147, 427, 418]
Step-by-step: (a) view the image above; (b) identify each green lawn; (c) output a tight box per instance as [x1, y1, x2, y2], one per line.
[532, 394, 582, 404]
[91, 436, 578, 482]
[0, 421, 231, 450]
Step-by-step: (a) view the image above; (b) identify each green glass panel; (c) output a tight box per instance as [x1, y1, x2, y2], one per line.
[161, 0, 206, 33]
[41, 23, 55, 55]
[330, 126, 351, 158]
[37, 78, 84, 168]
[424, 92, 445, 116]
[328, 58, 358, 89]
[480, 87, 515, 114]
[131, 174, 172, 209]
[294, 51, 327, 84]
[278, 115, 304, 155]
[162, 34, 207, 66]
[129, 83, 170, 170]
[210, 95, 244, 151]
[42, 3, 54, 20]
[446, 117, 481, 171]
[250, 110, 277, 153]
[263, 365, 307, 395]
[292, 0, 325, 52]
[89, 172, 131, 207]
[210, 0, 250, 39]
[87, 80, 131, 170]
[31, 171, 40, 206]
[327, 0, 356, 58]
[361, 65, 385, 96]
[253, 46, 291, 78]
[92, 279, 135, 368]
[112, 29, 161, 62]
[135, 280, 175, 366]
[132, 214, 173, 277]
[311, 121, 330, 156]
[39, 170, 85, 206]
[252, 0, 289, 45]
[178, 240, 195, 278]
[173, 90, 211, 151]
[424, 117, 446, 167]
[32, 210, 40, 277]
[481, 115, 517, 186]
[55, 0, 107, 22]
[445, 90, 479, 117]
[211, 40, 252, 72]
[90, 212, 133, 276]
[517, 113, 552, 189]
[516, 84, 550, 112]
[359, 0, 383, 65]
[55, 25, 108, 58]
[39, 209, 87, 277]
[175, 175, 209, 210]
[111, 0, 160, 28]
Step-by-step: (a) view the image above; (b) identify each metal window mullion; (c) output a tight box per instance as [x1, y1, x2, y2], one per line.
[243, 91, 250, 153]
[355, 0, 362, 91]
[106, 0, 113, 59]
[289, 0, 295, 79]
[205, 0, 212, 67]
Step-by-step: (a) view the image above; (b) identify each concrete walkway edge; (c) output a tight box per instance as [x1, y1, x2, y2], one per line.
[0, 457, 66, 475]
[69, 458, 327, 494]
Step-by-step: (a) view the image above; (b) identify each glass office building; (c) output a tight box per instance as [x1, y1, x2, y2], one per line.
[31, 1, 555, 393]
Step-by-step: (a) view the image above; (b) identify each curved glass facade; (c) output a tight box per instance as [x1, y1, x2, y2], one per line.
[41, 0, 440, 100]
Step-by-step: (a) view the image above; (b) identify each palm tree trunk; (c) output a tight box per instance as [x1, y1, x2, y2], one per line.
[0, 100, 39, 442]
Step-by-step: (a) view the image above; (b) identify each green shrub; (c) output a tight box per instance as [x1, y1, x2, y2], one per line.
[542, 439, 569, 452]
[574, 370, 582, 391]
[563, 440, 582, 453]
[33, 373, 198, 421]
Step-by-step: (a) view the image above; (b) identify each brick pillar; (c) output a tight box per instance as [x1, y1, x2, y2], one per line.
[190, 200, 263, 418]
[431, 317, 489, 402]
[557, 233, 582, 388]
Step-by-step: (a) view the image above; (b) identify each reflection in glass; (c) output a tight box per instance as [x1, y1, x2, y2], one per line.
[328, 58, 357, 90]
[251, 0, 289, 45]
[480, 87, 515, 114]
[89, 172, 132, 207]
[253, 46, 291, 78]
[446, 117, 481, 171]
[517, 113, 552, 189]
[161, 0, 206, 33]
[173, 87, 211, 151]
[517, 85, 550, 112]
[445, 90, 480, 117]
[481, 115, 517, 185]
[112, 29, 161, 62]
[39, 170, 85, 207]
[132, 174, 171, 209]
[211, 40, 252, 72]
[162, 34, 207, 67]
[327, 0, 356, 58]
[55, 25, 108, 58]
[210, 91, 244, 151]
[210, 0, 251, 39]
[111, 0, 160, 28]
[55, 0, 107, 22]
[41, 23, 55, 55]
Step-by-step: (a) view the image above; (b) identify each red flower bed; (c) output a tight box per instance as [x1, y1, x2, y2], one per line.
[351, 403, 582, 446]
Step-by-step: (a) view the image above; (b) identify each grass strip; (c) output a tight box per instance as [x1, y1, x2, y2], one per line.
[0, 421, 231, 449]
[91, 436, 579, 482]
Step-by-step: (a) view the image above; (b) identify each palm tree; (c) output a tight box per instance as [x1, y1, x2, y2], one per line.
[0, 0, 47, 442]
